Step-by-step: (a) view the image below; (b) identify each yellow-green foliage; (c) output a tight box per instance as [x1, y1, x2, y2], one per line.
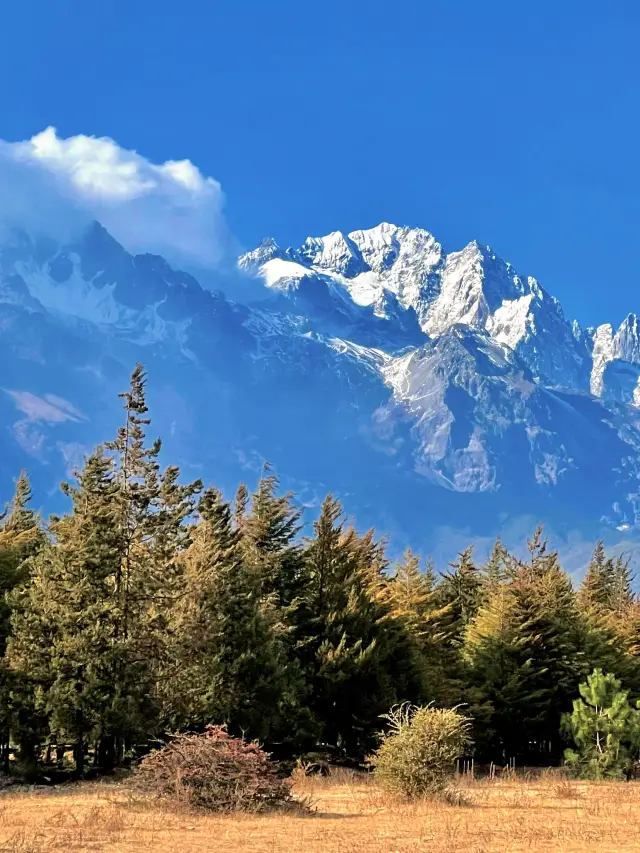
[369, 703, 470, 798]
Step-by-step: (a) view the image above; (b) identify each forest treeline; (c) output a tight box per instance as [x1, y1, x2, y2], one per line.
[1, 366, 639, 777]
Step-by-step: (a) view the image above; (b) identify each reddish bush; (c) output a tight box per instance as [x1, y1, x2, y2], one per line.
[134, 726, 293, 812]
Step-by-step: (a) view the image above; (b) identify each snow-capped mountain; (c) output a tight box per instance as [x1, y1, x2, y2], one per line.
[4, 218, 640, 557]
[242, 224, 593, 390]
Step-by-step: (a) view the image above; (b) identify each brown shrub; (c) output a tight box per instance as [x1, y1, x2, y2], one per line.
[133, 726, 294, 813]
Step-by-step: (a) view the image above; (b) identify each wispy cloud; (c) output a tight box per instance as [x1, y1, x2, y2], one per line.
[56, 441, 92, 475]
[4, 390, 86, 423]
[0, 127, 233, 269]
[12, 421, 46, 458]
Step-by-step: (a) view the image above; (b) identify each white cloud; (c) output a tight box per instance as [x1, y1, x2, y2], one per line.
[4, 390, 86, 423]
[0, 127, 233, 269]
[13, 422, 46, 459]
[4, 390, 86, 461]
[57, 441, 92, 475]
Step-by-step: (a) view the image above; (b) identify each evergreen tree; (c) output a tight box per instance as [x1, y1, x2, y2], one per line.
[611, 556, 635, 612]
[563, 669, 640, 779]
[465, 532, 587, 761]
[0, 472, 43, 772]
[437, 546, 483, 641]
[482, 538, 513, 587]
[233, 482, 248, 529]
[577, 542, 639, 688]
[3, 471, 38, 534]
[101, 364, 201, 766]
[7, 451, 122, 774]
[238, 468, 303, 608]
[294, 496, 420, 757]
[579, 542, 618, 611]
[385, 550, 442, 639]
[0, 471, 42, 650]
[8, 366, 200, 774]
[382, 549, 457, 705]
[168, 487, 300, 744]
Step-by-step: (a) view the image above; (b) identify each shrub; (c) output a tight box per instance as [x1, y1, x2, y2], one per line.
[133, 726, 294, 812]
[368, 703, 471, 799]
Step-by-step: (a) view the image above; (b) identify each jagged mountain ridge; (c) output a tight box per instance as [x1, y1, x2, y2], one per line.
[3, 219, 640, 556]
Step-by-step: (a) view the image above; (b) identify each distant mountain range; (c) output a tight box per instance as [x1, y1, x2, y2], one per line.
[3, 219, 640, 568]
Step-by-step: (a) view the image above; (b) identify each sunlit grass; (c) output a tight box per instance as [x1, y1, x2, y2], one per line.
[0, 769, 639, 852]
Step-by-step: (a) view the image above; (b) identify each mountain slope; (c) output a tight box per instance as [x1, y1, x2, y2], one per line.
[3, 219, 640, 558]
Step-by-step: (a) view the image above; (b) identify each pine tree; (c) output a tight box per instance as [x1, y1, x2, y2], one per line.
[238, 468, 302, 607]
[579, 542, 635, 616]
[482, 538, 513, 587]
[0, 472, 43, 772]
[563, 669, 640, 779]
[579, 542, 618, 611]
[0, 471, 42, 651]
[233, 482, 248, 529]
[3, 471, 38, 534]
[510, 562, 586, 758]
[7, 451, 123, 774]
[437, 546, 483, 641]
[611, 556, 635, 612]
[385, 549, 440, 638]
[294, 496, 421, 757]
[7, 366, 201, 774]
[465, 532, 587, 762]
[577, 542, 639, 688]
[168, 488, 300, 744]
[382, 549, 457, 705]
[101, 364, 201, 766]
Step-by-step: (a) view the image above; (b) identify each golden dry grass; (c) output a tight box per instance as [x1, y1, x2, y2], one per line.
[1, 769, 640, 852]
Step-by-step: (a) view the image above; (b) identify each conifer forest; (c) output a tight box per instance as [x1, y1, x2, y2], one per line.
[1, 365, 639, 779]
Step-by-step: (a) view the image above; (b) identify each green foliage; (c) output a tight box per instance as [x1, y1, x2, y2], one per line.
[0, 471, 44, 773]
[437, 546, 483, 640]
[167, 487, 300, 743]
[2, 367, 640, 779]
[0, 471, 43, 650]
[292, 496, 423, 758]
[6, 366, 201, 774]
[579, 542, 634, 614]
[382, 550, 458, 706]
[562, 669, 640, 779]
[369, 703, 471, 798]
[464, 531, 590, 761]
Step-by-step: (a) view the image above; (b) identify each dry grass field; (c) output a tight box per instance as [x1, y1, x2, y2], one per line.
[1, 769, 639, 853]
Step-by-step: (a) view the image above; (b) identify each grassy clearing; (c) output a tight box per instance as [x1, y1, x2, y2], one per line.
[0, 769, 639, 852]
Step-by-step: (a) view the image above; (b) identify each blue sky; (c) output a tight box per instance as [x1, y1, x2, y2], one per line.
[1, 0, 639, 328]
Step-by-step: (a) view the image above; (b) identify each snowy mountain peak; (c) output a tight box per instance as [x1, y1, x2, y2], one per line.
[237, 237, 285, 275]
[346, 222, 405, 272]
[616, 313, 640, 359]
[298, 231, 365, 277]
[347, 223, 442, 283]
[239, 222, 592, 388]
[590, 314, 640, 402]
[238, 222, 444, 336]
[0, 220, 233, 348]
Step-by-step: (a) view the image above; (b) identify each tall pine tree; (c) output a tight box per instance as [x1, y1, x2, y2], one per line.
[168, 487, 301, 744]
[0, 472, 43, 772]
[8, 366, 200, 773]
[294, 496, 421, 757]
